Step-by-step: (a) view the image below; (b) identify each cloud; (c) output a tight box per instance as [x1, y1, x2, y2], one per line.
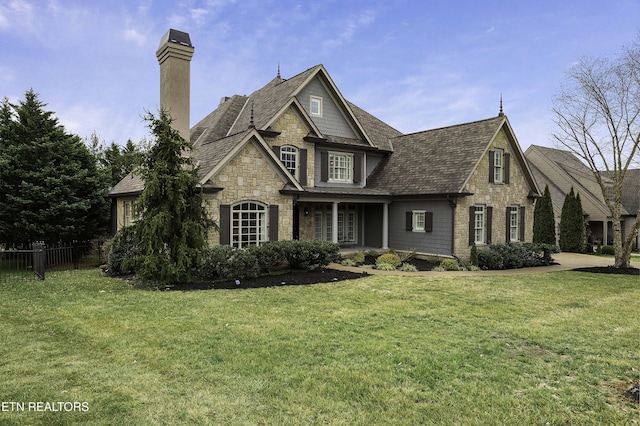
[0, 0, 35, 30]
[324, 10, 376, 47]
[122, 28, 147, 47]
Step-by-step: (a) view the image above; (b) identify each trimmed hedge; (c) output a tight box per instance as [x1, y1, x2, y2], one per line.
[197, 240, 341, 281]
[478, 243, 559, 270]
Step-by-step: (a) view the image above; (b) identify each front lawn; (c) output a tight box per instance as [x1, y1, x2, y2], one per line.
[0, 269, 637, 424]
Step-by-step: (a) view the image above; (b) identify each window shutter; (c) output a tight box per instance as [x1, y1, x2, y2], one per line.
[320, 151, 328, 182]
[269, 205, 279, 241]
[519, 206, 525, 241]
[504, 153, 510, 184]
[406, 211, 413, 231]
[469, 206, 475, 245]
[353, 153, 362, 183]
[272, 145, 281, 158]
[488, 151, 495, 183]
[220, 204, 231, 245]
[486, 206, 493, 244]
[505, 207, 512, 243]
[425, 212, 433, 232]
[299, 149, 307, 186]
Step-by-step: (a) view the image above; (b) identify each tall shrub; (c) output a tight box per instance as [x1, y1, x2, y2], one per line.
[134, 110, 215, 285]
[533, 185, 556, 245]
[559, 187, 585, 252]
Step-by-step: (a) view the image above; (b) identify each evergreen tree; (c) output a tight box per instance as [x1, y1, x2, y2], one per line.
[133, 110, 214, 285]
[0, 90, 109, 246]
[559, 187, 585, 252]
[533, 185, 556, 245]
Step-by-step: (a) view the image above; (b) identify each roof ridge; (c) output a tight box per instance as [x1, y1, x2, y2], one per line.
[393, 115, 504, 139]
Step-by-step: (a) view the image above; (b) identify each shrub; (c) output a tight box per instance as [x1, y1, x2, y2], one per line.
[478, 249, 504, 270]
[469, 243, 479, 267]
[439, 258, 460, 271]
[107, 226, 140, 276]
[376, 253, 401, 268]
[601, 245, 615, 255]
[341, 259, 357, 267]
[198, 245, 260, 281]
[343, 251, 365, 265]
[245, 241, 286, 274]
[274, 240, 341, 270]
[396, 250, 416, 262]
[376, 263, 397, 271]
[399, 262, 418, 272]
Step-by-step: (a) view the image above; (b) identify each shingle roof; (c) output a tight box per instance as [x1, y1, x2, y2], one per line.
[619, 169, 639, 215]
[367, 116, 505, 195]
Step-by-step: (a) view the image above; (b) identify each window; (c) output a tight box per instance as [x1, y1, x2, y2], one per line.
[474, 206, 485, 244]
[509, 207, 519, 242]
[313, 204, 356, 243]
[329, 152, 353, 183]
[493, 149, 504, 183]
[280, 146, 299, 179]
[231, 202, 267, 248]
[310, 96, 323, 117]
[124, 200, 133, 226]
[413, 211, 426, 232]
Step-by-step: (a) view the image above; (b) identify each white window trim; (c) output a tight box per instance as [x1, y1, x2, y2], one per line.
[280, 145, 299, 180]
[474, 205, 485, 244]
[310, 96, 323, 117]
[494, 148, 504, 183]
[328, 151, 353, 183]
[509, 207, 519, 242]
[231, 201, 267, 248]
[413, 210, 426, 232]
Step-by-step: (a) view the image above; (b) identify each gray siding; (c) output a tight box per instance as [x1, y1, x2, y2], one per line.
[363, 204, 383, 248]
[298, 78, 356, 138]
[366, 153, 384, 179]
[388, 200, 453, 255]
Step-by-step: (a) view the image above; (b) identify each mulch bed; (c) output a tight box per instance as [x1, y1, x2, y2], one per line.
[573, 266, 639, 275]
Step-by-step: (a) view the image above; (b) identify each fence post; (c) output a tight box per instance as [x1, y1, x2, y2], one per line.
[32, 242, 45, 280]
[72, 240, 78, 270]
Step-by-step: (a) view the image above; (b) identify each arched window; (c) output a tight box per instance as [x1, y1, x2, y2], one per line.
[231, 202, 267, 248]
[280, 145, 299, 179]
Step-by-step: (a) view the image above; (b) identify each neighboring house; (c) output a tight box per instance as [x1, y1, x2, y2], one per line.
[108, 29, 541, 260]
[525, 145, 639, 249]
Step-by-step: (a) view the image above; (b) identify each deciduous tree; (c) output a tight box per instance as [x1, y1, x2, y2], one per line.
[552, 37, 639, 267]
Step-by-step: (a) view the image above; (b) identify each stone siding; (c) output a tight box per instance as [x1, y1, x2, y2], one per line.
[454, 129, 535, 259]
[205, 140, 293, 245]
[268, 108, 315, 187]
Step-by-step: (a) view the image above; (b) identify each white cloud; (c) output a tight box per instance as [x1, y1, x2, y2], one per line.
[324, 10, 377, 47]
[0, 0, 35, 30]
[122, 28, 147, 47]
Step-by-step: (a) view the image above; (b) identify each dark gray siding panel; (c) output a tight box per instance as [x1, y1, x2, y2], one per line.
[363, 204, 383, 248]
[388, 200, 453, 255]
[298, 78, 356, 138]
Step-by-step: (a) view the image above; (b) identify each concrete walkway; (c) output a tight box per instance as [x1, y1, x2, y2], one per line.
[330, 252, 640, 277]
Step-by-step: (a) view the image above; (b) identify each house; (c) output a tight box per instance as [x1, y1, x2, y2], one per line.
[525, 144, 639, 249]
[109, 29, 541, 260]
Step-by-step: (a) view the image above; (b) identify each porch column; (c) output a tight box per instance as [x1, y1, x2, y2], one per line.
[332, 202, 338, 244]
[382, 202, 389, 249]
[603, 221, 608, 245]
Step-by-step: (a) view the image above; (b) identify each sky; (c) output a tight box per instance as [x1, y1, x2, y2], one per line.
[1, 0, 638, 152]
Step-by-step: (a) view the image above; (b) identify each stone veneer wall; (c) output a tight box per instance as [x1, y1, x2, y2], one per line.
[204, 140, 293, 245]
[268, 108, 315, 187]
[454, 129, 535, 259]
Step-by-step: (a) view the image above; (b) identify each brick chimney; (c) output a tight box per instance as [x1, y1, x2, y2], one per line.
[156, 29, 194, 141]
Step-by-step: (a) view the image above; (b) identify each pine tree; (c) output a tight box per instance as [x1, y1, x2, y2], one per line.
[0, 90, 109, 246]
[533, 185, 556, 245]
[559, 187, 585, 252]
[133, 110, 214, 285]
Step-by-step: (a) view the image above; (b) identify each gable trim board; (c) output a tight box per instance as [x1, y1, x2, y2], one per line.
[109, 35, 541, 260]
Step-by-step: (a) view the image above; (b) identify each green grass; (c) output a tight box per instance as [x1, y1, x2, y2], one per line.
[0, 269, 638, 425]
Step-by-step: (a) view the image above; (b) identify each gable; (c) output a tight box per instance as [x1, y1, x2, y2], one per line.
[208, 139, 292, 197]
[296, 76, 358, 139]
